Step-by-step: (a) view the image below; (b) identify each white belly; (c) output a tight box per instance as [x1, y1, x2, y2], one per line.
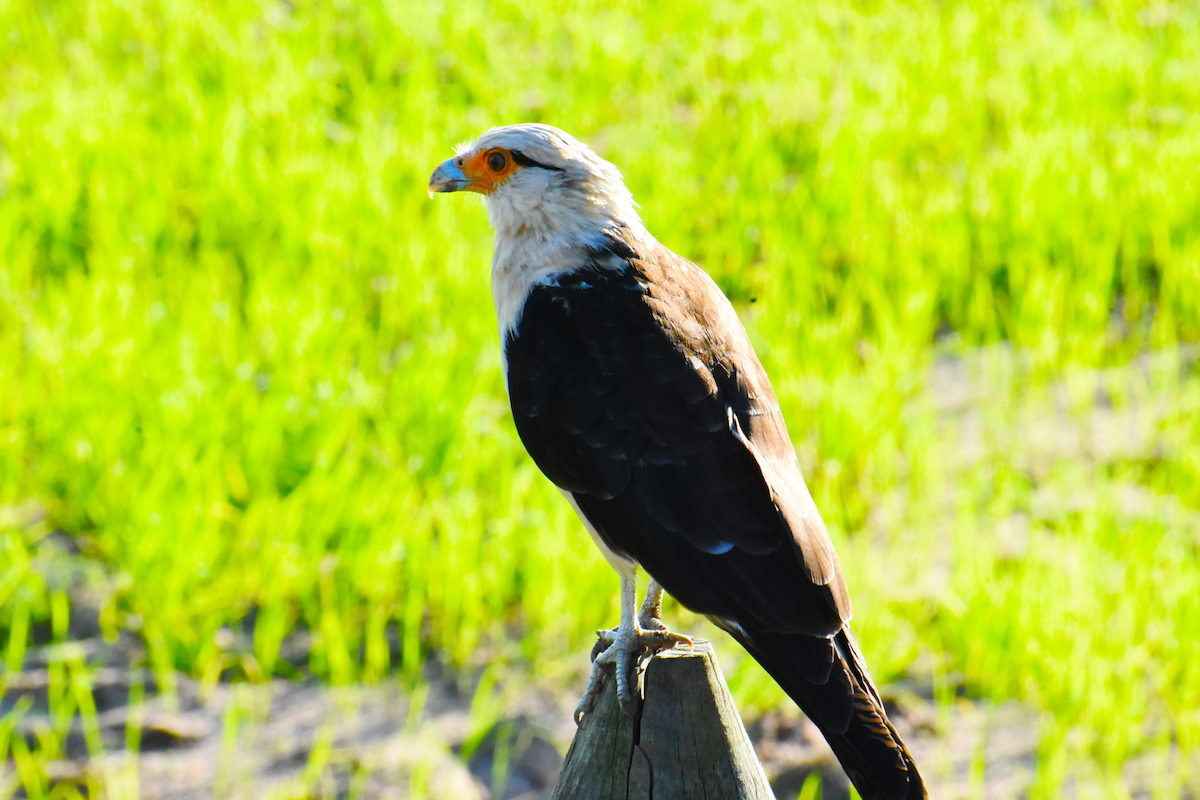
[559, 489, 638, 581]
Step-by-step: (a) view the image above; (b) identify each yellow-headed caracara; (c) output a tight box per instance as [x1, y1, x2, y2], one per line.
[429, 124, 926, 799]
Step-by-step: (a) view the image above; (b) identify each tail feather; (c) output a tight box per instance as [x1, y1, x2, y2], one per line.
[724, 623, 926, 800]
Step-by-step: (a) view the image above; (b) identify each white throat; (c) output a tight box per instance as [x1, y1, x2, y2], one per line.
[489, 221, 650, 345]
[486, 178, 646, 343]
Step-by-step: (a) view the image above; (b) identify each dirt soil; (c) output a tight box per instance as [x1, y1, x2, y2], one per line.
[4, 628, 1029, 799]
[6, 623, 1185, 799]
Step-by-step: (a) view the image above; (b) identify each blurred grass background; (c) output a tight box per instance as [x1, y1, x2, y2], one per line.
[2, 0, 1199, 796]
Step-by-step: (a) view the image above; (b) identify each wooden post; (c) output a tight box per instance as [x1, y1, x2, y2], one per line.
[551, 639, 776, 800]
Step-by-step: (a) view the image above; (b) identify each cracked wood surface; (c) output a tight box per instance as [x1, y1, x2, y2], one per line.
[551, 640, 775, 800]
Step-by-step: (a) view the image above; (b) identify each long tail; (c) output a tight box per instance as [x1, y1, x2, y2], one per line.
[723, 623, 926, 800]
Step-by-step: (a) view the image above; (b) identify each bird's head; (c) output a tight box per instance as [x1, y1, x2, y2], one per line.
[429, 124, 642, 243]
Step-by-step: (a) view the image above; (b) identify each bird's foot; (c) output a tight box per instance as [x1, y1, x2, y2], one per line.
[638, 603, 691, 638]
[573, 623, 693, 724]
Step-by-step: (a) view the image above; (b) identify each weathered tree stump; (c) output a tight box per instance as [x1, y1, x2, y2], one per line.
[551, 639, 775, 800]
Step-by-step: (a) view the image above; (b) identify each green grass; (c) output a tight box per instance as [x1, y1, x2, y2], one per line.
[2, 0, 1200, 795]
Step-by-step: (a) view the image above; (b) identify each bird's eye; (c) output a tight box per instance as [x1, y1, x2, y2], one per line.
[487, 151, 508, 173]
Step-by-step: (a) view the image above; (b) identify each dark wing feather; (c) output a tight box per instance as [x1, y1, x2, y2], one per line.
[717, 623, 927, 800]
[505, 231, 848, 633]
[503, 231, 925, 798]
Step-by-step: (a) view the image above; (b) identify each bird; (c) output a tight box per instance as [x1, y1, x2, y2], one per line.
[429, 123, 926, 799]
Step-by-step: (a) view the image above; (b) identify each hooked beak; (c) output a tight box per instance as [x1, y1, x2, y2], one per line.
[428, 158, 470, 198]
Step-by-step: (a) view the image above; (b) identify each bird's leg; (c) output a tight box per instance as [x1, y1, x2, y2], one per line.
[637, 577, 694, 648]
[637, 578, 668, 631]
[574, 574, 693, 724]
[574, 572, 638, 723]
[638, 577, 667, 630]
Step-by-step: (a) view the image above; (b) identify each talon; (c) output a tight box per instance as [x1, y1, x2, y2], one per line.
[573, 692, 593, 725]
[615, 644, 643, 719]
[590, 635, 608, 663]
[574, 626, 691, 721]
[641, 629, 694, 653]
[574, 576, 691, 724]
[574, 658, 610, 725]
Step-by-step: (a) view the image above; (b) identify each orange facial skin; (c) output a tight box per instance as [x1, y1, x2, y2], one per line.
[454, 148, 520, 195]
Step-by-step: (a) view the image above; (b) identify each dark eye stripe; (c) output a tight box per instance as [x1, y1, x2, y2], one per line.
[510, 151, 563, 171]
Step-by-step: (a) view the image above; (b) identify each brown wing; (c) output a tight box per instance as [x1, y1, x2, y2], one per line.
[503, 229, 849, 636]
[502, 230, 926, 798]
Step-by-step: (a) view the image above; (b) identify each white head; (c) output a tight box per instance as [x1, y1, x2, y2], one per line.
[429, 124, 643, 246]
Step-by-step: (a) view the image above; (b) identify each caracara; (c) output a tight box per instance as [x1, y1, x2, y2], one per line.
[429, 123, 925, 799]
